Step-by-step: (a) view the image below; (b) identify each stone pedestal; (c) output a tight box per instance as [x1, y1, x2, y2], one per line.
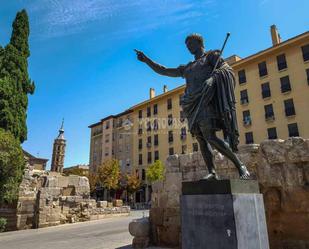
[181, 180, 269, 249]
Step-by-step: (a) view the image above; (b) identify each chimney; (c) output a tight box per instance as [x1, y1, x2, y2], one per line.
[270, 25, 282, 46]
[163, 85, 168, 93]
[149, 88, 155, 99]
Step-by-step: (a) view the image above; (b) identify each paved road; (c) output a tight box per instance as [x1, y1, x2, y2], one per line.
[0, 210, 153, 249]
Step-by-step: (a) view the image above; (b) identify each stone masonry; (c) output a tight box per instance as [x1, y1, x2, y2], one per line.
[0, 165, 130, 231]
[150, 137, 309, 249]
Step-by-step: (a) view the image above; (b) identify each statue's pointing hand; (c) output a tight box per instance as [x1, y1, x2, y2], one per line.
[134, 49, 147, 62]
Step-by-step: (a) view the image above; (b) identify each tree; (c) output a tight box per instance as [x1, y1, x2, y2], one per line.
[0, 129, 25, 204]
[126, 171, 141, 195]
[87, 172, 97, 194]
[63, 167, 86, 176]
[146, 160, 165, 183]
[97, 159, 120, 200]
[0, 9, 35, 143]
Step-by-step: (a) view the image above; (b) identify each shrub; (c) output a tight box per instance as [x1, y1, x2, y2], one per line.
[0, 218, 7, 232]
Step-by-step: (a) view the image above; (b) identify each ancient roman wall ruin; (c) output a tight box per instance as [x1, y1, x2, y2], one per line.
[150, 137, 309, 249]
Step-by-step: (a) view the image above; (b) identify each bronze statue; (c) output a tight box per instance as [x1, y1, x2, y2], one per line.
[135, 33, 250, 180]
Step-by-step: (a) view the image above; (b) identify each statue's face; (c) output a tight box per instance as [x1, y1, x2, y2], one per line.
[186, 38, 202, 54]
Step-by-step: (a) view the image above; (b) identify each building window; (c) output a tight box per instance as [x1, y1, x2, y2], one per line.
[147, 136, 151, 148]
[240, 89, 249, 104]
[142, 169, 146, 180]
[245, 132, 254, 144]
[106, 121, 110, 129]
[167, 98, 172, 110]
[238, 69, 246, 84]
[288, 123, 299, 137]
[138, 139, 142, 150]
[306, 68, 309, 85]
[301, 44, 309, 62]
[154, 134, 159, 146]
[258, 61, 268, 77]
[179, 94, 184, 105]
[180, 111, 185, 122]
[181, 145, 187, 154]
[138, 154, 142, 165]
[138, 110, 142, 119]
[264, 104, 275, 120]
[169, 147, 174, 156]
[138, 125, 143, 135]
[277, 54, 287, 71]
[147, 121, 151, 131]
[180, 127, 187, 140]
[193, 143, 199, 152]
[280, 76, 291, 93]
[168, 114, 173, 126]
[267, 127, 277, 139]
[243, 110, 252, 126]
[284, 99, 296, 116]
[168, 131, 173, 143]
[153, 119, 159, 130]
[153, 104, 158, 115]
[135, 169, 139, 179]
[154, 150, 159, 161]
[261, 82, 271, 98]
[147, 107, 151, 117]
[147, 151, 152, 164]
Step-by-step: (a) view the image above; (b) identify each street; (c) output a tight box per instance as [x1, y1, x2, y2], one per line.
[0, 210, 150, 249]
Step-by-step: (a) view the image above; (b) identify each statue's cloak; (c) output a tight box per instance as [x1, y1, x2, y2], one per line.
[181, 62, 239, 152]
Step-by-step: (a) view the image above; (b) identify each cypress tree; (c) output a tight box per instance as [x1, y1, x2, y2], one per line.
[0, 9, 35, 143]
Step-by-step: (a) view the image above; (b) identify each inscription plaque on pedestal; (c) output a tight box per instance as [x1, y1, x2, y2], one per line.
[181, 180, 269, 249]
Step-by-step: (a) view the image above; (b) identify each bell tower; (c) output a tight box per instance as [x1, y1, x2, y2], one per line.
[51, 119, 66, 173]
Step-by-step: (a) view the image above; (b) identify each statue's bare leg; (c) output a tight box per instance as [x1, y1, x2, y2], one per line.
[199, 123, 250, 179]
[195, 128, 218, 180]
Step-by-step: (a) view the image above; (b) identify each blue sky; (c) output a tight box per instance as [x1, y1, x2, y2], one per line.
[0, 0, 308, 169]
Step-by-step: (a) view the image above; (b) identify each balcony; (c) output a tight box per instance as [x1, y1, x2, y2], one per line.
[243, 117, 252, 126]
[240, 98, 249, 105]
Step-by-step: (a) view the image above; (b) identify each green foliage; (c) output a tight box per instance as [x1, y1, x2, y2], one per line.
[125, 171, 141, 194]
[0, 9, 35, 143]
[146, 160, 165, 183]
[0, 129, 25, 204]
[0, 217, 7, 232]
[97, 159, 120, 190]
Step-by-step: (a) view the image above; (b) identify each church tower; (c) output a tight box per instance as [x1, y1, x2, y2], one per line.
[51, 120, 66, 173]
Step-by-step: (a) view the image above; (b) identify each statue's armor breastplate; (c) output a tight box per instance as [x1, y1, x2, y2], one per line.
[183, 54, 213, 94]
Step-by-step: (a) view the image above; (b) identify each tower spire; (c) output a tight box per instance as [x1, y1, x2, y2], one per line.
[51, 119, 66, 173]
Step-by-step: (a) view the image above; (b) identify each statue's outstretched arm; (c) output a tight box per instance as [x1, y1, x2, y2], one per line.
[135, 49, 183, 78]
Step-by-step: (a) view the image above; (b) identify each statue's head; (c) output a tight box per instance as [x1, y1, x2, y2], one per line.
[185, 33, 204, 54]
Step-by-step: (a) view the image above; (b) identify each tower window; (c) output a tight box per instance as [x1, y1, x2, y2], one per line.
[138, 139, 142, 150]
[277, 54, 287, 71]
[168, 114, 173, 126]
[258, 61, 268, 77]
[138, 110, 142, 119]
[154, 134, 159, 146]
[168, 131, 173, 143]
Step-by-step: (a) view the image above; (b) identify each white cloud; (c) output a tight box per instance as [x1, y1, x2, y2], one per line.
[26, 0, 216, 39]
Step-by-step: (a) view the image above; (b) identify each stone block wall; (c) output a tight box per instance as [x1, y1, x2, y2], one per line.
[150, 137, 309, 249]
[0, 168, 130, 231]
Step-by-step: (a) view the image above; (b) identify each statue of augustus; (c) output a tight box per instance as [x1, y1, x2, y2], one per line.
[135, 33, 250, 180]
